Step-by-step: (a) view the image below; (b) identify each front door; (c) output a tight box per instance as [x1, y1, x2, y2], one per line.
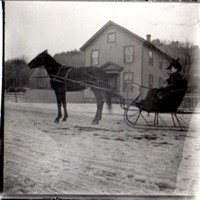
[108, 74, 119, 101]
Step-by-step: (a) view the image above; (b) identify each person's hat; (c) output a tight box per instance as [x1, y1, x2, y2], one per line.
[166, 65, 172, 70]
[166, 59, 182, 71]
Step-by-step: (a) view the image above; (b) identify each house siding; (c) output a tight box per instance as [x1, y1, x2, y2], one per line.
[141, 45, 170, 99]
[83, 25, 143, 100]
[80, 21, 174, 103]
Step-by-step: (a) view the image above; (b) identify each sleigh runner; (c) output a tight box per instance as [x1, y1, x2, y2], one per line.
[122, 82, 192, 131]
[29, 50, 197, 130]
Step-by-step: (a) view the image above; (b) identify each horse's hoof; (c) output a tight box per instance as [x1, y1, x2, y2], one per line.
[92, 121, 98, 125]
[62, 118, 67, 122]
[54, 119, 59, 123]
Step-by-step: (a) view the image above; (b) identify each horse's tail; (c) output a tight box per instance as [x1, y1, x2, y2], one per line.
[102, 80, 112, 110]
[105, 88, 112, 110]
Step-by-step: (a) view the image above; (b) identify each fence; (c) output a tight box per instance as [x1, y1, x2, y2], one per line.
[180, 94, 200, 111]
[5, 92, 27, 103]
[4, 91, 200, 111]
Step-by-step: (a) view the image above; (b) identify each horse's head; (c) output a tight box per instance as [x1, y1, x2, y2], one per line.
[28, 50, 48, 69]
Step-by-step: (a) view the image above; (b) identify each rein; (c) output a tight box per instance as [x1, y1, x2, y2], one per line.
[49, 73, 127, 109]
[57, 65, 111, 87]
[50, 74, 112, 92]
[31, 65, 133, 109]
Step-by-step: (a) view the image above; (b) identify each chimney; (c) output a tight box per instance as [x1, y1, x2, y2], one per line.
[146, 34, 151, 42]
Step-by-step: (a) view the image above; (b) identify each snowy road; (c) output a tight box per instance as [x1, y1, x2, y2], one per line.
[3, 101, 200, 196]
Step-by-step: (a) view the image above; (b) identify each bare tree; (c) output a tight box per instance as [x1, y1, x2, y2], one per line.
[5, 58, 30, 92]
[152, 39, 200, 92]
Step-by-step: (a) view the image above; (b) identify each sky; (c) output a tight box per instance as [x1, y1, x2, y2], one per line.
[4, 1, 200, 62]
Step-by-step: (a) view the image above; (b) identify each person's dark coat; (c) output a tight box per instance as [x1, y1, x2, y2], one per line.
[136, 69, 187, 112]
[165, 71, 183, 90]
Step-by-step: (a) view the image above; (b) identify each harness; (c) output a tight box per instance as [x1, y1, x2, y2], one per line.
[64, 67, 73, 80]
[34, 65, 127, 109]
[51, 65, 73, 84]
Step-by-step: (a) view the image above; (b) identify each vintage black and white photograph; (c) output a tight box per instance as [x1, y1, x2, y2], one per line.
[3, 1, 200, 199]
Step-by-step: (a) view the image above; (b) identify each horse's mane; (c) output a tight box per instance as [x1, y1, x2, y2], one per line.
[45, 51, 62, 69]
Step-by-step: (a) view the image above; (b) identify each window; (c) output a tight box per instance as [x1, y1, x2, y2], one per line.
[107, 32, 116, 43]
[123, 72, 134, 92]
[124, 46, 134, 63]
[159, 77, 163, 88]
[149, 50, 153, 66]
[159, 57, 163, 70]
[149, 74, 153, 89]
[91, 50, 99, 66]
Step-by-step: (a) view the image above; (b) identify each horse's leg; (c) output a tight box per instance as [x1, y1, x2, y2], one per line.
[92, 89, 104, 125]
[61, 92, 68, 121]
[54, 91, 62, 123]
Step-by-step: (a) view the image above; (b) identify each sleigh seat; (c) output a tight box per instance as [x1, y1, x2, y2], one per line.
[135, 80, 188, 113]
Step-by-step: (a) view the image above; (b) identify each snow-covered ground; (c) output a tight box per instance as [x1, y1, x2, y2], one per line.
[3, 101, 200, 197]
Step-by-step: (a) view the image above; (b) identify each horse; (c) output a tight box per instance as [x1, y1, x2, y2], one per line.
[28, 50, 112, 124]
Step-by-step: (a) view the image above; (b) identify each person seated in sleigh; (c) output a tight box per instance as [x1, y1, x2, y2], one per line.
[136, 59, 187, 112]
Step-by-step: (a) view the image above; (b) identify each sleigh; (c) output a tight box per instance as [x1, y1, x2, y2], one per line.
[122, 80, 194, 131]
[29, 51, 198, 130]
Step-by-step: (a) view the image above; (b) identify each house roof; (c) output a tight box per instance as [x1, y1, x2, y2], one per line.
[100, 62, 123, 73]
[30, 67, 49, 79]
[80, 20, 173, 61]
